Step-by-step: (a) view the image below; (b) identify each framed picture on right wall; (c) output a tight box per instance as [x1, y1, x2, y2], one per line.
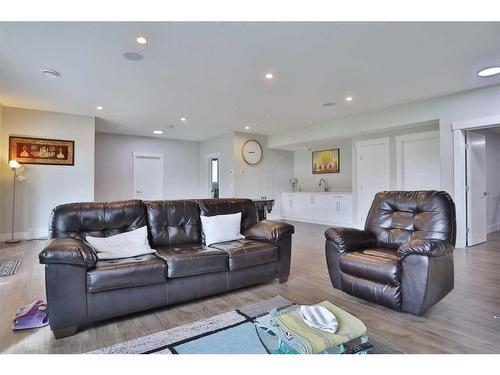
[312, 148, 340, 174]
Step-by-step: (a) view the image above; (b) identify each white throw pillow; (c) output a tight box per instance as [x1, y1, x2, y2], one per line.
[86, 226, 155, 260]
[201, 212, 245, 246]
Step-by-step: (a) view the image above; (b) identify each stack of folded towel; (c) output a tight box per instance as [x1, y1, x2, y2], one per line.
[12, 298, 49, 331]
[272, 301, 367, 354]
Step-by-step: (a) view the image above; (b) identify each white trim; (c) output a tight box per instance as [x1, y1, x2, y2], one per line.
[355, 137, 390, 228]
[132, 152, 165, 199]
[205, 152, 220, 198]
[452, 114, 500, 131]
[453, 129, 467, 248]
[395, 131, 440, 189]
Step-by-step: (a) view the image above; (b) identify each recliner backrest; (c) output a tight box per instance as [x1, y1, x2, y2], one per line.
[365, 191, 456, 249]
[49, 200, 147, 240]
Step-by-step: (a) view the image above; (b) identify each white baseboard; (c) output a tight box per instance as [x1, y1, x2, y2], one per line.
[487, 223, 500, 234]
[0, 228, 48, 242]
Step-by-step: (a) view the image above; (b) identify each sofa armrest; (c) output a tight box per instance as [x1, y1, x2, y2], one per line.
[244, 220, 295, 243]
[324, 227, 377, 254]
[39, 238, 98, 269]
[398, 239, 454, 260]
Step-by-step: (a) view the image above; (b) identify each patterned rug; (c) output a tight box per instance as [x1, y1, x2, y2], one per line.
[88, 296, 403, 354]
[0, 260, 21, 277]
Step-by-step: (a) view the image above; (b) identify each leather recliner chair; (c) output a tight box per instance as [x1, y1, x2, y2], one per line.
[325, 191, 456, 315]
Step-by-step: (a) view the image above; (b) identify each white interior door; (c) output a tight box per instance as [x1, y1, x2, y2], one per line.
[396, 131, 440, 190]
[466, 131, 487, 246]
[133, 152, 164, 200]
[356, 138, 390, 227]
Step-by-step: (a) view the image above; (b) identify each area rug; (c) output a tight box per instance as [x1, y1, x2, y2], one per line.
[0, 260, 21, 277]
[88, 296, 403, 354]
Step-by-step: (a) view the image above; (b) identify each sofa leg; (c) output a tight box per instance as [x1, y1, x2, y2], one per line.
[53, 325, 79, 339]
[279, 275, 289, 284]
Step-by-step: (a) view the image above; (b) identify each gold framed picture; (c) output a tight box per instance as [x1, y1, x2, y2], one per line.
[9, 136, 74, 166]
[312, 149, 339, 174]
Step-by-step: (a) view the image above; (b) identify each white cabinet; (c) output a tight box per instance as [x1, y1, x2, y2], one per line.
[281, 192, 353, 226]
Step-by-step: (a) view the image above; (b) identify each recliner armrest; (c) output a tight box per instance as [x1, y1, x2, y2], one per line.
[244, 220, 294, 243]
[39, 237, 98, 269]
[324, 227, 377, 254]
[398, 239, 454, 260]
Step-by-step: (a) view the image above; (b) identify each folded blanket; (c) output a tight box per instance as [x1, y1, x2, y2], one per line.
[273, 301, 367, 354]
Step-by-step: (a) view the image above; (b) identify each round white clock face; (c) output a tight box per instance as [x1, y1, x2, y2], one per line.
[242, 140, 263, 165]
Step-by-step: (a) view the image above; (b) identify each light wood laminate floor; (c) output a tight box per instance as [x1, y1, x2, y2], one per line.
[1, 221, 499, 353]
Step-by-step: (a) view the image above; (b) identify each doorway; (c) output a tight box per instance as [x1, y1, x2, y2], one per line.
[132, 152, 164, 200]
[453, 115, 500, 248]
[206, 153, 220, 198]
[355, 138, 390, 227]
[464, 128, 500, 247]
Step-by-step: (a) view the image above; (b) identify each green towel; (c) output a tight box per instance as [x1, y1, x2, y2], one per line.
[273, 301, 367, 354]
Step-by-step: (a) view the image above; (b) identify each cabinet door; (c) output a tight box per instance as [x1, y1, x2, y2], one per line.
[313, 194, 337, 224]
[334, 195, 353, 226]
[292, 194, 313, 221]
[282, 193, 293, 219]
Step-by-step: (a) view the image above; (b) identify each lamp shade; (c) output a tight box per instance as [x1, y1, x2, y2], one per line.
[8, 160, 21, 169]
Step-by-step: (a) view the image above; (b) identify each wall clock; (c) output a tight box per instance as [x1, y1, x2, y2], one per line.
[242, 140, 263, 165]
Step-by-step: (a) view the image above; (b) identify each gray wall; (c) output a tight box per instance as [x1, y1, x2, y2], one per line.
[199, 133, 235, 198]
[95, 132, 201, 201]
[0, 107, 95, 240]
[293, 138, 352, 192]
[198, 132, 294, 217]
[233, 132, 294, 217]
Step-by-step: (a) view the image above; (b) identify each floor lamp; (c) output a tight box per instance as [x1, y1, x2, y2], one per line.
[6, 160, 23, 244]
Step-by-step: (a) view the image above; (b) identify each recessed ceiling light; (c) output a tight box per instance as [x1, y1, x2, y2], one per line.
[265, 73, 274, 80]
[123, 52, 144, 61]
[180, 117, 187, 122]
[323, 102, 335, 107]
[153, 130, 163, 135]
[245, 126, 251, 130]
[96, 106, 103, 111]
[345, 96, 353, 102]
[41, 69, 61, 79]
[478, 67, 500, 77]
[136, 36, 148, 45]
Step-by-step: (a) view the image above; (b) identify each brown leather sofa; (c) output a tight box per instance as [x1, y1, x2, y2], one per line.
[39, 198, 294, 338]
[325, 191, 456, 315]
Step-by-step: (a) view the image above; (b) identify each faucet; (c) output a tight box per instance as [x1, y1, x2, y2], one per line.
[318, 178, 329, 192]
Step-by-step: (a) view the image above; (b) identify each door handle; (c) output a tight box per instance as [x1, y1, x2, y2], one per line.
[484, 192, 490, 197]
[136, 190, 142, 194]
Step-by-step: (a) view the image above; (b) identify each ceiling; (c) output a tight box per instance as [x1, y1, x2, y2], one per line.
[1, 22, 500, 142]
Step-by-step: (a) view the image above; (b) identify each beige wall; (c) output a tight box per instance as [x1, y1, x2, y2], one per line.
[0, 107, 95, 240]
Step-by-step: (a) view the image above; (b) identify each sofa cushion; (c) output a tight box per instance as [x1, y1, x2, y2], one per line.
[87, 254, 167, 293]
[210, 239, 278, 271]
[156, 244, 229, 278]
[340, 248, 400, 286]
[144, 200, 201, 247]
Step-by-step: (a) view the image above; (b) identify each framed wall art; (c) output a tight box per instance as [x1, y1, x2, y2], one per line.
[9, 136, 74, 166]
[312, 148, 339, 174]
